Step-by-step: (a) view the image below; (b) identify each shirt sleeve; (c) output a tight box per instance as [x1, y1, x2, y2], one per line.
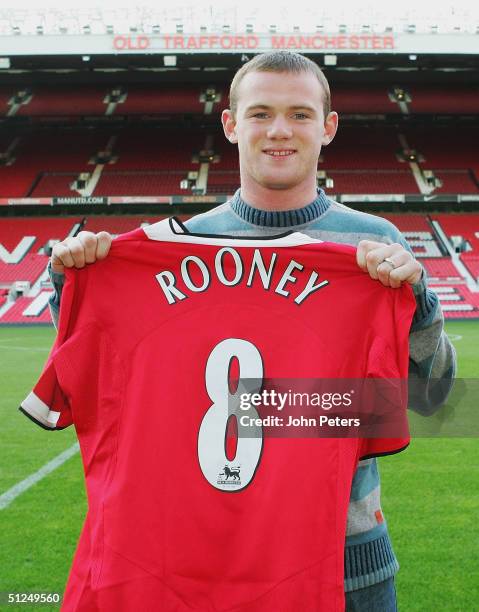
[358, 287, 416, 460]
[19, 268, 85, 430]
[20, 359, 73, 430]
[358, 337, 410, 460]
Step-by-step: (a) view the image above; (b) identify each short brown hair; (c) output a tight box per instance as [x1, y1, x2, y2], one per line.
[229, 51, 331, 120]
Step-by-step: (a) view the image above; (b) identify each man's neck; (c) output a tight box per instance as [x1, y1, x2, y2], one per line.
[239, 180, 319, 211]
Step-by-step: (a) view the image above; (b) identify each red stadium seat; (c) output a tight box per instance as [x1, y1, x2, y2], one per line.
[324, 170, 419, 194]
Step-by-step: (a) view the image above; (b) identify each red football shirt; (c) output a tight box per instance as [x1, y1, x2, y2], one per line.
[21, 219, 415, 611]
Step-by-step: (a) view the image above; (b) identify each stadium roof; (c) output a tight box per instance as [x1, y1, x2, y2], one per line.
[0, 1, 478, 36]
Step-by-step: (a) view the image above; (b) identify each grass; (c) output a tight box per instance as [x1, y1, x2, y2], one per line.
[382, 320, 479, 611]
[0, 327, 84, 611]
[0, 322, 477, 610]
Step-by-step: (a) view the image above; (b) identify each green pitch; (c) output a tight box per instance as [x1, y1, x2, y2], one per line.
[0, 322, 478, 611]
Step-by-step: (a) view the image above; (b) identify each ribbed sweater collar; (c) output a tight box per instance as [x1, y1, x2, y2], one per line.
[230, 188, 331, 228]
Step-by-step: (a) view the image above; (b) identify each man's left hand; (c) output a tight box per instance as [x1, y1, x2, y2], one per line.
[356, 241, 423, 288]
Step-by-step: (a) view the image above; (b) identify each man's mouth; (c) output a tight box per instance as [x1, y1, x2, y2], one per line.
[263, 149, 296, 157]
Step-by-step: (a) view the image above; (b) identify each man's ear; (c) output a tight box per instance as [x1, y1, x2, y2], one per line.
[321, 111, 339, 146]
[222, 109, 238, 144]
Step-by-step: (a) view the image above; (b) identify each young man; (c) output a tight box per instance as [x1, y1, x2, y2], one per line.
[49, 51, 456, 611]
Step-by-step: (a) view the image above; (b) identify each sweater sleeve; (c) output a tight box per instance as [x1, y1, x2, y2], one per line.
[47, 262, 64, 331]
[408, 276, 457, 415]
[396, 236, 457, 416]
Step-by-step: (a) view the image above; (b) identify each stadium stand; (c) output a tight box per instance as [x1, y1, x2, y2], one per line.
[206, 171, 241, 194]
[380, 213, 432, 231]
[0, 86, 14, 116]
[0, 127, 214, 197]
[320, 125, 405, 170]
[3, 85, 227, 116]
[0, 217, 81, 324]
[109, 128, 204, 171]
[2, 123, 478, 198]
[0, 128, 115, 197]
[324, 170, 419, 194]
[421, 258, 463, 281]
[15, 86, 109, 116]
[461, 254, 479, 281]
[119, 86, 208, 115]
[403, 126, 478, 171]
[0, 217, 80, 254]
[2, 212, 479, 324]
[431, 213, 479, 251]
[93, 171, 190, 196]
[0, 253, 49, 285]
[0, 75, 478, 321]
[30, 174, 80, 197]
[0, 217, 80, 288]
[217, 84, 479, 116]
[212, 136, 240, 170]
[0, 287, 8, 308]
[433, 170, 478, 194]
[407, 85, 479, 115]
[332, 85, 396, 114]
[0, 293, 53, 324]
[4, 84, 476, 117]
[432, 284, 479, 319]
[83, 215, 165, 234]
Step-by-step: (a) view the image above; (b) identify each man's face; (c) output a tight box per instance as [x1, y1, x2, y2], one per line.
[222, 70, 337, 193]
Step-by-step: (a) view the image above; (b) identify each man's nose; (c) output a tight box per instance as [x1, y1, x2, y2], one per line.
[266, 116, 293, 139]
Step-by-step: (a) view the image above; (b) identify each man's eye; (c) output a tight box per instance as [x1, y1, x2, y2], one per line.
[294, 113, 308, 119]
[252, 113, 268, 118]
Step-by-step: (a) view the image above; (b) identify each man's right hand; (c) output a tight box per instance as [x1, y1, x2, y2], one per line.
[51, 231, 113, 275]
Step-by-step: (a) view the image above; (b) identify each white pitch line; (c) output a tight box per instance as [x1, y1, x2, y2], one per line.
[447, 334, 463, 342]
[0, 442, 79, 510]
[0, 344, 49, 352]
[0, 336, 43, 342]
